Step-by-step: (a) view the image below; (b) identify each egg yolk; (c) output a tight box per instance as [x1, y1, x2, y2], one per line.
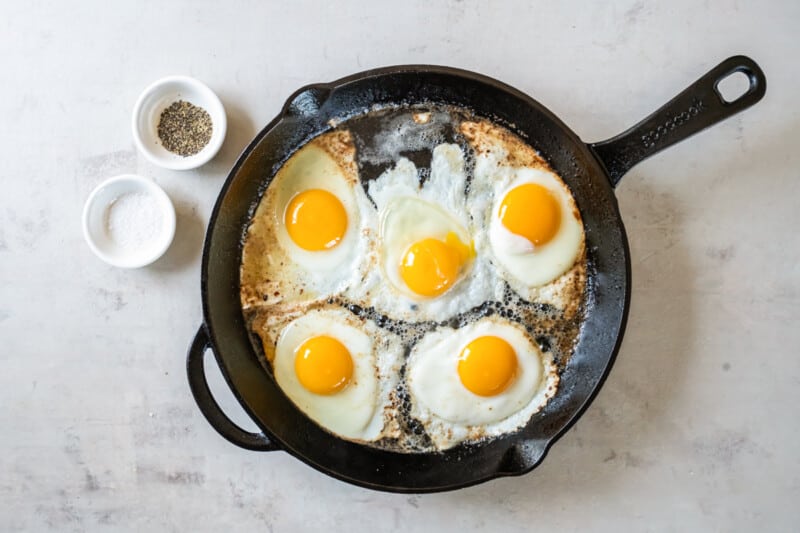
[498, 183, 561, 246]
[294, 336, 353, 395]
[458, 336, 518, 397]
[285, 189, 347, 251]
[400, 232, 472, 298]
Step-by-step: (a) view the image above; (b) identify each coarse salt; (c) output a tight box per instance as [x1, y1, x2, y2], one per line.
[105, 192, 164, 250]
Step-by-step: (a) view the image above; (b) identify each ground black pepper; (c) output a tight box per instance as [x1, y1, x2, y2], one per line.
[157, 100, 213, 157]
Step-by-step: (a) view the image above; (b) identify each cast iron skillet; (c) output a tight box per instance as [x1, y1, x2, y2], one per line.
[186, 56, 765, 492]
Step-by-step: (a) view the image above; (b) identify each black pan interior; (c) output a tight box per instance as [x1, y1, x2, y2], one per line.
[201, 66, 630, 492]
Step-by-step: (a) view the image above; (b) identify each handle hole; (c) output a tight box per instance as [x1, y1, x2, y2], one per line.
[203, 349, 262, 434]
[715, 70, 751, 104]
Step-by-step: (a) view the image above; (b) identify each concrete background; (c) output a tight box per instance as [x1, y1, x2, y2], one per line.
[1, 1, 798, 531]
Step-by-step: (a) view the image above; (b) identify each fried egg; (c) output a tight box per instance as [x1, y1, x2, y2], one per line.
[272, 144, 361, 272]
[351, 143, 500, 320]
[489, 167, 584, 287]
[380, 196, 473, 299]
[240, 132, 376, 308]
[273, 308, 401, 441]
[463, 120, 585, 300]
[406, 316, 558, 449]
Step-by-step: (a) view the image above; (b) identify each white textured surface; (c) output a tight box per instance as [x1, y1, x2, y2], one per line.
[1, 1, 798, 531]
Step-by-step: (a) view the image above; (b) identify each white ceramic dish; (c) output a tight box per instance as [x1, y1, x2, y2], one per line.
[82, 174, 176, 268]
[132, 76, 227, 170]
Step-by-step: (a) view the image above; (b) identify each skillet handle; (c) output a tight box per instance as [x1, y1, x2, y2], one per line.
[187, 325, 280, 452]
[589, 55, 766, 187]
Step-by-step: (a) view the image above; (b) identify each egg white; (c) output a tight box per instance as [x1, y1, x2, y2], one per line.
[273, 308, 402, 441]
[465, 134, 585, 306]
[273, 143, 363, 273]
[367, 143, 471, 218]
[406, 316, 559, 450]
[489, 167, 584, 287]
[241, 135, 379, 307]
[379, 196, 471, 300]
[348, 144, 501, 320]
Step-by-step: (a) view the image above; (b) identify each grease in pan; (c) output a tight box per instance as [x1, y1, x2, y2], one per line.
[239, 105, 588, 452]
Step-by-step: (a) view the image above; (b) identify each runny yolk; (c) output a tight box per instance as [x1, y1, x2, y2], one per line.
[294, 336, 353, 395]
[458, 336, 518, 397]
[400, 232, 472, 298]
[285, 189, 347, 251]
[498, 183, 561, 246]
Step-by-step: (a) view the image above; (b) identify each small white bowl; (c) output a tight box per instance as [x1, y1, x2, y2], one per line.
[132, 76, 227, 170]
[82, 174, 176, 268]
